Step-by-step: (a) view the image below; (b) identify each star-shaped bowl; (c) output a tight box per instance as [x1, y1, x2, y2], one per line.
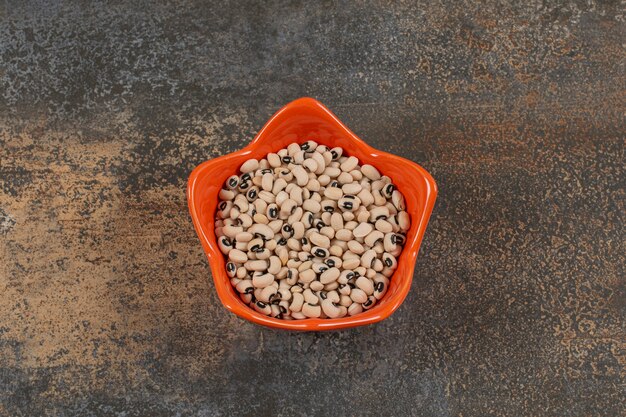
[188, 97, 437, 330]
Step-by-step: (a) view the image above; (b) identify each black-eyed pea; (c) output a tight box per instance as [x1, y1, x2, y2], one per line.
[299, 269, 316, 283]
[310, 280, 324, 291]
[353, 266, 367, 277]
[326, 290, 340, 303]
[310, 232, 330, 248]
[219, 188, 236, 201]
[324, 167, 341, 178]
[312, 262, 328, 274]
[252, 273, 274, 288]
[248, 223, 274, 240]
[303, 289, 319, 305]
[339, 295, 352, 307]
[356, 276, 375, 295]
[333, 240, 348, 251]
[325, 256, 342, 269]
[302, 199, 321, 213]
[226, 262, 238, 278]
[311, 246, 329, 258]
[288, 207, 304, 224]
[240, 159, 259, 173]
[275, 190, 289, 207]
[330, 212, 344, 230]
[222, 225, 243, 239]
[349, 169, 363, 181]
[286, 238, 300, 251]
[256, 248, 271, 260]
[324, 281, 339, 291]
[340, 156, 359, 172]
[382, 252, 397, 269]
[320, 267, 340, 284]
[321, 211, 332, 224]
[286, 142, 300, 155]
[329, 245, 343, 257]
[302, 303, 322, 318]
[360, 250, 377, 269]
[259, 285, 277, 303]
[338, 195, 359, 211]
[245, 259, 268, 271]
[294, 150, 306, 164]
[217, 201, 233, 219]
[277, 266, 289, 280]
[357, 210, 370, 223]
[251, 176, 263, 187]
[239, 213, 253, 228]
[310, 152, 326, 174]
[335, 229, 353, 241]
[348, 303, 363, 316]
[374, 274, 389, 300]
[285, 268, 299, 285]
[218, 236, 233, 255]
[375, 219, 393, 233]
[350, 287, 368, 303]
[386, 202, 398, 216]
[329, 147, 342, 160]
[357, 188, 374, 207]
[398, 211, 410, 231]
[344, 221, 358, 231]
[392, 190, 406, 211]
[320, 226, 335, 239]
[302, 158, 318, 173]
[337, 172, 353, 184]
[353, 222, 373, 238]
[235, 279, 254, 294]
[347, 240, 365, 255]
[342, 257, 360, 270]
[317, 174, 331, 186]
[240, 293, 253, 304]
[342, 211, 355, 221]
[267, 256, 281, 275]
[372, 259, 384, 272]
[321, 199, 336, 212]
[321, 299, 342, 318]
[289, 293, 304, 312]
[361, 164, 381, 180]
[338, 283, 351, 297]
[365, 259, 376, 279]
[362, 295, 377, 310]
[228, 249, 248, 263]
[291, 222, 305, 240]
[268, 153, 281, 168]
[364, 230, 384, 247]
[236, 267, 247, 279]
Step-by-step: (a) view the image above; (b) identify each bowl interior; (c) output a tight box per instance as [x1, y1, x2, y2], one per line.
[188, 98, 436, 330]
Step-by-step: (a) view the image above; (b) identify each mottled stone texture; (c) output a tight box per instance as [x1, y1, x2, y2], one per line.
[0, 0, 624, 416]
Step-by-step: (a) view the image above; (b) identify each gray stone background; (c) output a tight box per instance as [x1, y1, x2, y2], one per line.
[0, 1, 624, 416]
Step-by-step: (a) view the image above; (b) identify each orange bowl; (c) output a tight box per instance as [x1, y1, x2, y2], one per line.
[187, 97, 437, 330]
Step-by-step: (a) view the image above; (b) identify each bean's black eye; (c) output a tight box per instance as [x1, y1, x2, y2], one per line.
[219, 202, 227, 210]
[228, 178, 238, 187]
[300, 142, 309, 150]
[346, 272, 355, 279]
[283, 225, 292, 233]
[226, 262, 235, 272]
[301, 237, 308, 245]
[331, 181, 339, 188]
[375, 282, 384, 292]
[319, 292, 327, 300]
[344, 195, 355, 199]
[364, 299, 373, 307]
[323, 205, 333, 212]
[319, 266, 328, 273]
[277, 238, 287, 245]
[241, 173, 251, 182]
[240, 181, 250, 190]
[282, 156, 292, 164]
[248, 189, 257, 199]
[325, 259, 335, 267]
[269, 208, 277, 218]
[261, 169, 272, 174]
[245, 287, 254, 294]
[342, 202, 353, 209]
[331, 151, 338, 159]
[221, 237, 231, 246]
[384, 257, 392, 267]
[279, 305, 287, 314]
[314, 249, 326, 257]
[256, 301, 267, 308]
[386, 184, 395, 195]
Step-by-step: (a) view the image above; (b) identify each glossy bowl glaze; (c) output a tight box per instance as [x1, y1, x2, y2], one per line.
[188, 97, 437, 330]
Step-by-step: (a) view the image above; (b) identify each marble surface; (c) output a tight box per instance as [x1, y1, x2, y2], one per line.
[0, 1, 624, 416]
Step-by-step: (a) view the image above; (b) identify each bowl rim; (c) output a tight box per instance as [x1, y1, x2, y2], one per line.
[187, 97, 437, 330]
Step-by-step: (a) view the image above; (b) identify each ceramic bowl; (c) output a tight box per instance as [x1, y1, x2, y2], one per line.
[187, 97, 437, 330]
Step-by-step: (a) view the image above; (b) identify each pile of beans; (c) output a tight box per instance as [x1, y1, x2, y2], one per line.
[215, 141, 409, 319]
